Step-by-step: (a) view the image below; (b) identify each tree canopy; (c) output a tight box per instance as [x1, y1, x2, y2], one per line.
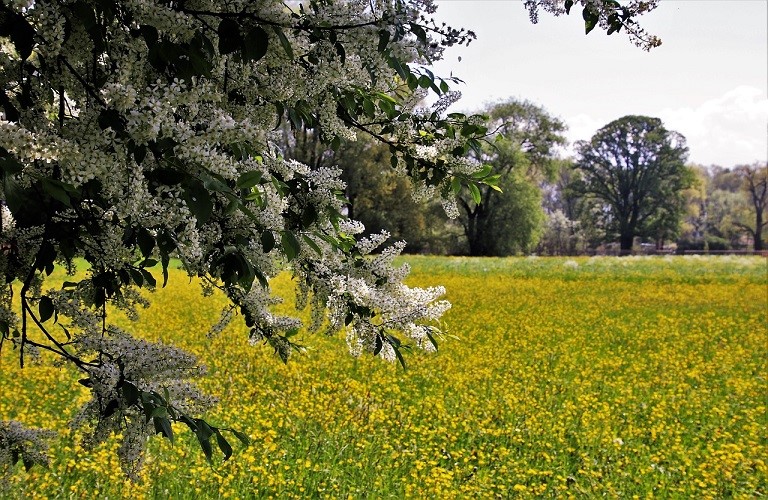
[732, 164, 768, 251]
[575, 115, 691, 253]
[0, 0, 661, 481]
[457, 99, 566, 256]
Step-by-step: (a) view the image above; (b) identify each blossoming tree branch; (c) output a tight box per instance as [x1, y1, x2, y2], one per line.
[0, 0, 658, 480]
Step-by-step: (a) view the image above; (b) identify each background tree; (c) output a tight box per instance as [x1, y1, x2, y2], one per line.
[280, 127, 462, 253]
[732, 163, 767, 251]
[678, 165, 712, 251]
[678, 165, 765, 252]
[539, 160, 589, 255]
[457, 99, 566, 256]
[575, 115, 691, 253]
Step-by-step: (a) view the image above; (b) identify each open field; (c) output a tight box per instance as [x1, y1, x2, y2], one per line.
[1, 255, 766, 498]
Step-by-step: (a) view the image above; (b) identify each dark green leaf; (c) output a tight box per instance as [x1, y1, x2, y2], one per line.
[450, 176, 462, 195]
[179, 414, 198, 433]
[41, 178, 72, 207]
[121, 381, 140, 405]
[373, 334, 383, 356]
[377, 29, 390, 52]
[198, 435, 213, 464]
[215, 431, 233, 461]
[402, 73, 416, 92]
[153, 416, 174, 445]
[98, 109, 124, 133]
[195, 419, 215, 463]
[301, 235, 322, 255]
[34, 241, 56, 275]
[140, 269, 156, 288]
[139, 24, 158, 46]
[363, 98, 375, 118]
[392, 343, 406, 369]
[334, 42, 345, 64]
[230, 429, 251, 446]
[272, 26, 294, 59]
[103, 398, 119, 418]
[137, 229, 155, 258]
[243, 26, 269, 63]
[281, 231, 300, 261]
[218, 18, 242, 55]
[197, 419, 215, 440]
[409, 23, 427, 46]
[468, 182, 482, 204]
[149, 406, 168, 419]
[471, 164, 493, 179]
[161, 252, 170, 288]
[59, 324, 71, 340]
[0, 155, 23, 175]
[425, 328, 439, 351]
[38, 296, 54, 323]
[182, 182, 213, 224]
[237, 171, 263, 189]
[301, 205, 318, 227]
[3, 11, 35, 60]
[583, 6, 599, 35]
[261, 230, 275, 253]
[157, 232, 176, 254]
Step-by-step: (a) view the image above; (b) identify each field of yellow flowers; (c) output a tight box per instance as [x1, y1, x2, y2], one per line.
[1, 255, 766, 498]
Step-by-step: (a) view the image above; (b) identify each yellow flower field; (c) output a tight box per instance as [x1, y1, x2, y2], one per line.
[1, 255, 766, 498]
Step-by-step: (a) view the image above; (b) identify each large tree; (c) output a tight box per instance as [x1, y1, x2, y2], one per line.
[733, 163, 768, 251]
[0, 0, 660, 480]
[575, 116, 691, 253]
[457, 99, 566, 256]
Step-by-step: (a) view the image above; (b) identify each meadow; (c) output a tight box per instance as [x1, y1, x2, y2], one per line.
[1, 255, 766, 498]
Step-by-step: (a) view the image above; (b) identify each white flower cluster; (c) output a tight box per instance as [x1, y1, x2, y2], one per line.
[0, 420, 55, 485]
[0, 205, 14, 238]
[292, 233, 450, 363]
[70, 330, 214, 478]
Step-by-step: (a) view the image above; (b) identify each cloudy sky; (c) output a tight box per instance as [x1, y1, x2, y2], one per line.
[428, 0, 767, 167]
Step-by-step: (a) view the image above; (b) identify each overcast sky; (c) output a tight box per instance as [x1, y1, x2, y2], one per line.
[428, 0, 767, 167]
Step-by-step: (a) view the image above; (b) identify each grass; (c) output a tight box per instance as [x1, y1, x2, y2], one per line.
[1, 255, 766, 498]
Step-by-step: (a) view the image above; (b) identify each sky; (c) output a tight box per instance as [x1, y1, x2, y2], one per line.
[428, 0, 768, 167]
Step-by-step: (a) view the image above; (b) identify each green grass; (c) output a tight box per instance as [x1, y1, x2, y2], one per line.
[1, 255, 766, 498]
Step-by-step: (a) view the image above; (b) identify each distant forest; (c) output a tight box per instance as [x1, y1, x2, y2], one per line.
[282, 99, 767, 256]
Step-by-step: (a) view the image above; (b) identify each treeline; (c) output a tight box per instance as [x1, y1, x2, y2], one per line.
[281, 98, 767, 256]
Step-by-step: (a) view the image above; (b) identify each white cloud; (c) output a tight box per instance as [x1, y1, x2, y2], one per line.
[562, 86, 768, 166]
[564, 114, 606, 145]
[658, 86, 768, 166]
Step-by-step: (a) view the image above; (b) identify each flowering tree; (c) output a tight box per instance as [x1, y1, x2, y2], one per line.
[0, 0, 659, 481]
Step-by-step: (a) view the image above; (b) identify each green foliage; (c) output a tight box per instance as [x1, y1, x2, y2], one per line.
[679, 164, 767, 251]
[457, 99, 566, 256]
[575, 115, 692, 252]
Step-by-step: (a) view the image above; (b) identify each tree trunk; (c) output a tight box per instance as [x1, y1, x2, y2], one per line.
[619, 232, 634, 255]
[465, 209, 492, 256]
[754, 211, 764, 251]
